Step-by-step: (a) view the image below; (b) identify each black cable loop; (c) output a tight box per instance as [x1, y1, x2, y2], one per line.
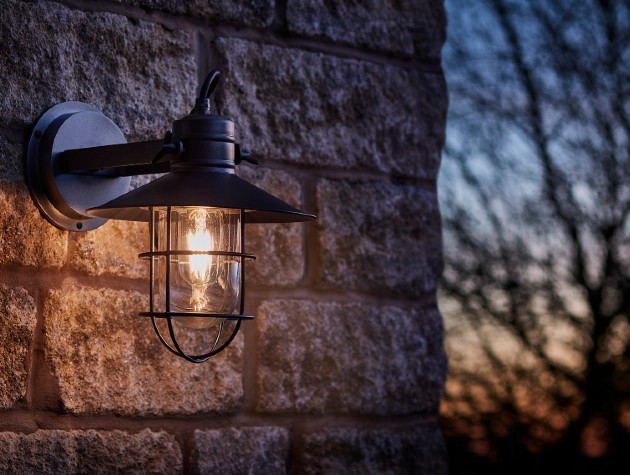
[192, 70, 221, 114]
[199, 70, 220, 99]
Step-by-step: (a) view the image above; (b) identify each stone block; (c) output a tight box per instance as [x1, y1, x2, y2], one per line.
[238, 166, 305, 287]
[300, 425, 447, 475]
[0, 134, 68, 267]
[71, 220, 148, 279]
[256, 300, 447, 415]
[214, 38, 446, 180]
[44, 286, 244, 416]
[0, 285, 37, 408]
[0, 136, 23, 184]
[0, 429, 182, 474]
[0, 0, 196, 140]
[113, 0, 275, 28]
[287, 0, 447, 59]
[195, 427, 288, 474]
[0, 183, 67, 268]
[317, 179, 442, 298]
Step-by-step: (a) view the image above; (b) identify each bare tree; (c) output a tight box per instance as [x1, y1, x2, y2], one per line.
[440, 0, 630, 470]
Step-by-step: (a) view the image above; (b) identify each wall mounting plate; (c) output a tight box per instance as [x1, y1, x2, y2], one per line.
[26, 101, 131, 231]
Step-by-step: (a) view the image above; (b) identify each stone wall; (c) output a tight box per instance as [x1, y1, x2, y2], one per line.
[0, 0, 448, 473]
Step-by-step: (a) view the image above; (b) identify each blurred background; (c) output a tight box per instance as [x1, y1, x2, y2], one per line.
[439, 0, 630, 473]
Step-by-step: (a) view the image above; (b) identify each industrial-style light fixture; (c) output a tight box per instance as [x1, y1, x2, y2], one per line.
[26, 70, 315, 363]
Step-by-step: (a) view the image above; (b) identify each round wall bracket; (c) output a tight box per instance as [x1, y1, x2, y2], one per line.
[26, 101, 131, 231]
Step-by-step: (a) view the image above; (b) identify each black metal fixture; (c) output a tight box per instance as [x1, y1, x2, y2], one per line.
[25, 70, 315, 363]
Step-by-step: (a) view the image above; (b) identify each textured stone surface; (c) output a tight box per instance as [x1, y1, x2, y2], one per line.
[0, 0, 448, 470]
[0, 183, 68, 268]
[114, 0, 275, 27]
[0, 136, 23, 184]
[0, 134, 68, 267]
[0, 429, 182, 474]
[195, 427, 288, 474]
[287, 0, 447, 59]
[71, 220, 148, 279]
[256, 300, 446, 414]
[215, 38, 446, 180]
[300, 425, 447, 475]
[0, 0, 196, 140]
[44, 286, 244, 415]
[0, 286, 37, 408]
[317, 179, 442, 298]
[238, 166, 305, 287]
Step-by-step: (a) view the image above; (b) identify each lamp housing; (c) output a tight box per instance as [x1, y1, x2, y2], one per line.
[26, 70, 315, 362]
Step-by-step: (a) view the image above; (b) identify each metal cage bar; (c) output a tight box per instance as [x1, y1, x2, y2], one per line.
[139, 250, 255, 260]
[149, 208, 182, 357]
[240, 209, 246, 316]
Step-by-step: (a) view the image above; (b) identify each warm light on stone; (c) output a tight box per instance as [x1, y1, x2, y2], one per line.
[0, 0, 447, 470]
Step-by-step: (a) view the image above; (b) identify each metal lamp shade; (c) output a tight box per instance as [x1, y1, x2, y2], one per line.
[87, 170, 315, 223]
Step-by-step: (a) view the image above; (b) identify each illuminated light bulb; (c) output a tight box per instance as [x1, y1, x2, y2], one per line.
[185, 208, 213, 312]
[168, 207, 241, 330]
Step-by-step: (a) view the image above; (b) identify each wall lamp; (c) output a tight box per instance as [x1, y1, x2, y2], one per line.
[25, 70, 315, 363]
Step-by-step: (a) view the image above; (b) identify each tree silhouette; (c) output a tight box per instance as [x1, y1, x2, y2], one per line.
[440, 0, 630, 472]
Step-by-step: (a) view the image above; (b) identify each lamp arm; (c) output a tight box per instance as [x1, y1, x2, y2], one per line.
[57, 138, 180, 177]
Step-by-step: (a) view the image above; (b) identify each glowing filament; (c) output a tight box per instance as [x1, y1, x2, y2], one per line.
[186, 209, 213, 311]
